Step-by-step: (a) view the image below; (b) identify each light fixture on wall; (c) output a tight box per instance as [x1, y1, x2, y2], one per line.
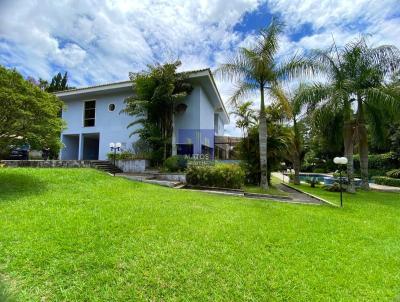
[109, 142, 121, 176]
[175, 103, 187, 114]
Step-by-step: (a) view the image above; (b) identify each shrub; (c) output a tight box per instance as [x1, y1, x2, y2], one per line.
[186, 164, 244, 189]
[386, 169, 400, 179]
[324, 182, 345, 192]
[164, 156, 187, 172]
[313, 168, 326, 173]
[354, 152, 399, 171]
[373, 176, 400, 187]
[305, 177, 318, 188]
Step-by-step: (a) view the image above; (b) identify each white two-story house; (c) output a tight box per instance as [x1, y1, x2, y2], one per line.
[55, 69, 229, 161]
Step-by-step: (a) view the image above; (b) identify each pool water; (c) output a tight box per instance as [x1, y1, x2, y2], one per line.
[298, 173, 327, 183]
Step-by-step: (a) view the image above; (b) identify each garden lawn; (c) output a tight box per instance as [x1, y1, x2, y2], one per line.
[0, 168, 400, 301]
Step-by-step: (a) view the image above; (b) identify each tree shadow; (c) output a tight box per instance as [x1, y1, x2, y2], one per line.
[0, 172, 47, 202]
[0, 280, 15, 302]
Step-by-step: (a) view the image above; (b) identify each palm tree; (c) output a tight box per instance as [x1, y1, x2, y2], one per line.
[270, 85, 308, 185]
[123, 61, 192, 163]
[303, 37, 400, 190]
[343, 39, 400, 189]
[216, 18, 313, 189]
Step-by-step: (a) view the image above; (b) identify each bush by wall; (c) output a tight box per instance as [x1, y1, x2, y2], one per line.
[373, 176, 400, 187]
[386, 169, 400, 179]
[164, 156, 187, 172]
[186, 164, 244, 189]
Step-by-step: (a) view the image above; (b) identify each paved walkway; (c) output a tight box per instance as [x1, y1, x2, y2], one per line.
[369, 183, 400, 193]
[276, 183, 324, 205]
[118, 172, 327, 205]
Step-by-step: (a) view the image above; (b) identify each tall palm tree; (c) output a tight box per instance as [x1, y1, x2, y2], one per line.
[216, 18, 313, 189]
[303, 37, 400, 190]
[270, 85, 308, 185]
[343, 39, 400, 189]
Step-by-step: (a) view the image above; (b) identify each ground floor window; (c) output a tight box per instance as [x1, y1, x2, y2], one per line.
[177, 144, 193, 156]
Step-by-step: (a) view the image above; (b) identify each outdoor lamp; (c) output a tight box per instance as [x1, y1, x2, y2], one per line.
[334, 157, 348, 165]
[280, 162, 286, 183]
[333, 156, 348, 207]
[109, 142, 122, 176]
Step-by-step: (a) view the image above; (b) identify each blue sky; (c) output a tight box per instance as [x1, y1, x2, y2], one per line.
[1, 0, 399, 135]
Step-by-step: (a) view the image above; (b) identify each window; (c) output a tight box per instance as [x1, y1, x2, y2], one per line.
[108, 103, 115, 112]
[84, 100, 96, 127]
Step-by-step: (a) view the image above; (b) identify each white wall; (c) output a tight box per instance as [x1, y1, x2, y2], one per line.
[61, 91, 139, 160]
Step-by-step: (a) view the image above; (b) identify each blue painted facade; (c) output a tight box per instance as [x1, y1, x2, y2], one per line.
[55, 69, 228, 161]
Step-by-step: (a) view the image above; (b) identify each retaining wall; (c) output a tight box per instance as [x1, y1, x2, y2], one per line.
[1, 160, 93, 168]
[114, 159, 150, 173]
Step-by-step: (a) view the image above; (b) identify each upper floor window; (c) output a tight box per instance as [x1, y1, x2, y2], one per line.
[84, 100, 96, 127]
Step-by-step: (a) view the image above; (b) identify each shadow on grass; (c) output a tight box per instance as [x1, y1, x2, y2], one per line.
[0, 281, 14, 302]
[0, 172, 47, 202]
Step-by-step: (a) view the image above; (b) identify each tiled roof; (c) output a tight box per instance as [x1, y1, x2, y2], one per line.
[55, 68, 211, 94]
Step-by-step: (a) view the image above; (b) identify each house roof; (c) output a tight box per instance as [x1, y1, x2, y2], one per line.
[54, 68, 229, 123]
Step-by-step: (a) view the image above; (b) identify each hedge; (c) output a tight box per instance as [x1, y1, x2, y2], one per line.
[164, 155, 187, 172]
[386, 169, 400, 179]
[186, 164, 244, 189]
[372, 176, 400, 187]
[354, 152, 400, 171]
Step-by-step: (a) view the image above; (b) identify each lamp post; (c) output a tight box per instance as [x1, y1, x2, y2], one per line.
[333, 156, 348, 207]
[109, 142, 121, 176]
[280, 162, 286, 183]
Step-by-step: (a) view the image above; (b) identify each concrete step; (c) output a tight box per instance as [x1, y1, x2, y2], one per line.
[91, 160, 123, 174]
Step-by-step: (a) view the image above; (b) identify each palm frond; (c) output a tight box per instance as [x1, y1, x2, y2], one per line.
[268, 85, 293, 118]
[256, 17, 284, 63]
[363, 87, 400, 114]
[229, 81, 258, 106]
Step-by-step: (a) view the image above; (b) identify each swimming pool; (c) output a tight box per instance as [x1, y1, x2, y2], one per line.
[298, 173, 328, 183]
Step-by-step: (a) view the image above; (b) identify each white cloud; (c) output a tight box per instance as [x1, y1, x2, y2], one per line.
[0, 0, 398, 137]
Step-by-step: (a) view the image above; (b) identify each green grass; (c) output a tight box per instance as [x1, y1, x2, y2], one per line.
[243, 176, 288, 196]
[0, 168, 400, 301]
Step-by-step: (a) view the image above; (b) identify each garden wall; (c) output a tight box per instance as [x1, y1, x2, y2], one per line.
[114, 159, 150, 173]
[1, 160, 93, 168]
[158, 173, 186, 182]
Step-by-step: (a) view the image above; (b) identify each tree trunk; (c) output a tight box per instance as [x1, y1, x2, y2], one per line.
[171, 109, 177, 156]
[293, 155, 301, 185]
[357, 96, 369, 190]
[292, 118, 301, 185]
[343, 121, 355, 193]
[358, 122, 369, 190]
[259, 86, 269, 189]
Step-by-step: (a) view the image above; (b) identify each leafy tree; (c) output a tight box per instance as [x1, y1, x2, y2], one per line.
[216, 18, 314, 188]
[123, 61, 192, 165]
[302, 37, 400, 190]
[38, 78, 49, 91]
[46, 72, 70, 92]
[238, 105, 291, 185]
[230, 101, 257, 138]
[0, 65, 64, 158]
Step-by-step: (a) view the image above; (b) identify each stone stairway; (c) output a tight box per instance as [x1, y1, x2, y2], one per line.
[91, 160, 123, 174]
[117, 169, 185, 188]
